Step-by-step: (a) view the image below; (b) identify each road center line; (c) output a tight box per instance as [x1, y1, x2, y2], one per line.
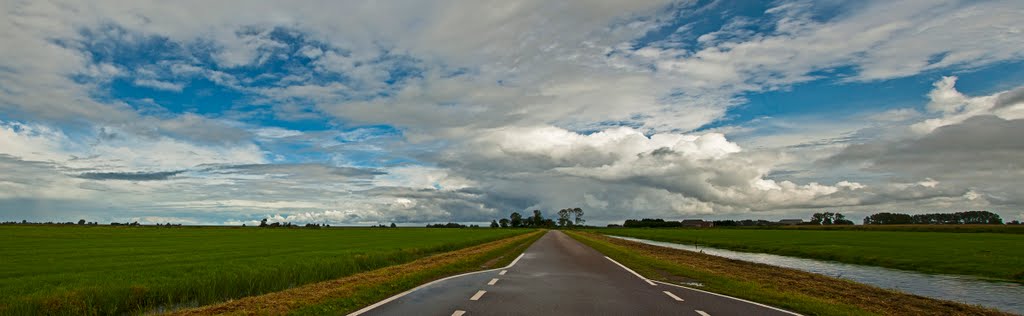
[451, 310, 466, 316]
[470, 290, 487, 301]
[663, 291, 684, 301]
[604, 256, 657, 286]
[695, 310, 711, 316]
[488, 278, 499, 285]
[499, 270, 507, 275]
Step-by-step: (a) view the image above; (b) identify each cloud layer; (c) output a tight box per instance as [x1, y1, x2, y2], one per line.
[2, 0, 1023, 224]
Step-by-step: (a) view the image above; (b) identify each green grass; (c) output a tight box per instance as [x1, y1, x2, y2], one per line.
[721, 224, 1024, 234]
[0, 225, 529, 315]
[595, 228, 1024, 283]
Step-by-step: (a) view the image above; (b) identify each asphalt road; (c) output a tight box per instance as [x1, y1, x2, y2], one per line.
[352, 230, 800, 316]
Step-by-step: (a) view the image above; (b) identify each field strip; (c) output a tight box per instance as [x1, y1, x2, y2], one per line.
[169, 230, 541, 316]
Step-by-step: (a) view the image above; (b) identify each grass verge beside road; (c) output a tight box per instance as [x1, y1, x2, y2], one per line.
[597, 228, 1024, 282]
[169, 230, 544, 315]
[566, 231, 1010, 316]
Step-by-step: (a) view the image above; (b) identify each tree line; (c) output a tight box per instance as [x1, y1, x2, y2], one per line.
[863, 211, 1003, 225]
[424, 208, 586, 229]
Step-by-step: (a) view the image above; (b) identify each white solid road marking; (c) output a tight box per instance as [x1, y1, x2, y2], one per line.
[663, 291, 684, 301]
[653, 280, 802, 316]
[604, 256, 657, 286]
[451, 310, 466, 316]
[470, 290, 487, 301]
[488, 278, 499, 285]
[347, 252, 527, 316]
[509, 253, 525, 266]
[499, 270, 507, 275]
[695, 310, 711, 316]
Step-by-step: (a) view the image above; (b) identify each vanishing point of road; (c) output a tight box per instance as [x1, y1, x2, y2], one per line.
[351, 230, 800, 316]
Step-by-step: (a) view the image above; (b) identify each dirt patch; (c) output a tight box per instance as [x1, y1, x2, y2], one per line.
[582, 232, 1011, 316]
[165, 231, 541, 316]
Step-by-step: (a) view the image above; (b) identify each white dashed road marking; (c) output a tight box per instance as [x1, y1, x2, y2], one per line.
[696, 310, 711, 316]
[499, 270, 507, 275]
[604, 256, 657, 286]
[488, 278, 499, 285]
[451, 310, 466, 316]
[663, 291, 684, 301]
[470, 290, 487, 301]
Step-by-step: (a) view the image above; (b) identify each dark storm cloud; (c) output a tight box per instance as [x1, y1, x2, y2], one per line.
[993, 86, 1024, 109]
[75, 170, 186, 181]
[824, 116, 1024, 174]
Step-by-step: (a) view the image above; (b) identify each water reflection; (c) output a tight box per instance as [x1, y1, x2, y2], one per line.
[609, 235, 1023, 314]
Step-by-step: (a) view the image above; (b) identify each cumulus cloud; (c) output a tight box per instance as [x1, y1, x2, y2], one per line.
[824, 79, 1024, 209]
[1, 0, 1023, 224]
[437, 126, 863, 217]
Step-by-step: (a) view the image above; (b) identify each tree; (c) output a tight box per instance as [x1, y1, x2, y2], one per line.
[77, 219, 86, 225]
[557, 209, 571, 227]
[499, 218, 510, 228]
[531, 210, 544, 227]
[390, 222, 397, 228]
[510, 212, 523, 228]
[490, 220, 499, 228]
[572, 208, 585, 226]
[833, 213, 854, 225]
[260, 218, 268, 227]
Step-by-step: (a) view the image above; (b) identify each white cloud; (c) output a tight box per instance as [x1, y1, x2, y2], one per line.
[133, 78, 185, 92]
[2, 0, 1023, 224]
[912, 76, 1024, 134]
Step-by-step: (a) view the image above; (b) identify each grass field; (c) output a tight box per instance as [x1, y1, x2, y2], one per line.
[725, 224, 1024, 234]
[596, 228, 1024, 283]
[0, 225, 530, 315]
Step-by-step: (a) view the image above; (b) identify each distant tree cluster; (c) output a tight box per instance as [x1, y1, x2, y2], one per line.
[864, 211, 1003, 225]
[712, 219, 780, 227]
[512, 210, 556, 228]
[622, 218, 683, 228]
[809, 212, 854, 225]
[1, 219, 98, 225]
[426, 222, 479, 228]
[258, 218, 300, 228]
[556, 208, 585, 227]
[110, 221, 142, 226]
[483, 208, 582, 229]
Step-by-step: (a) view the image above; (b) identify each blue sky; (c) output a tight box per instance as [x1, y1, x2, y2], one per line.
[2, 0, 1023, 225]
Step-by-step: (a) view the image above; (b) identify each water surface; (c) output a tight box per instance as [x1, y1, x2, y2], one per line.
[610, 235, 1024, 314]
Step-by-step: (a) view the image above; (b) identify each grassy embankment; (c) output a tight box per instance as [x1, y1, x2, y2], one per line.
[730, 224, 1024, 234]
[566, 231, 1011, 316]
[172, 229, 544, 315]
[0, 225, 533, 315]
[597, 227, 1024, 283]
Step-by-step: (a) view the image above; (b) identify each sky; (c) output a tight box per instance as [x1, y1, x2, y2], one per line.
[1, 0, 1023, 226]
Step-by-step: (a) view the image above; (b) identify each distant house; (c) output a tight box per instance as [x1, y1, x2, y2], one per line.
[778, 219, 804, 225]
[681, 219, 713, 228]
